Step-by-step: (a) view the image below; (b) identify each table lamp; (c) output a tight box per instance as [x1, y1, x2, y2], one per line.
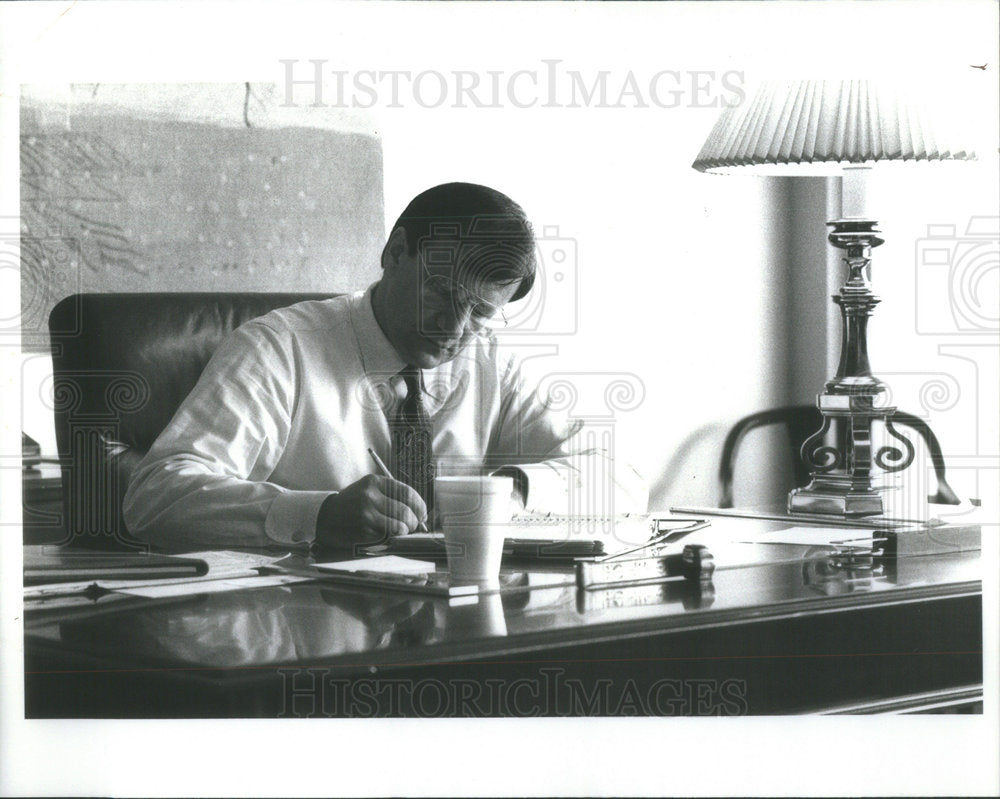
[692, 79, 980, 517]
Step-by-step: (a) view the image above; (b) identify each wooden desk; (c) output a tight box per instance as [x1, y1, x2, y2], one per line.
[23, 515, 984, 717]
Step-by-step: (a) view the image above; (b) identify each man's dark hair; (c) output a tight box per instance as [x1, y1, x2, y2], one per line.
[390, 182, 536, 302]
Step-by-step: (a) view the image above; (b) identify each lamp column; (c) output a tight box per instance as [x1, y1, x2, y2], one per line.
[788, 219, 915, 516]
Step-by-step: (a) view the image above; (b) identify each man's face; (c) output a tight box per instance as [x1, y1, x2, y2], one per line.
[378, 238, 520, 369]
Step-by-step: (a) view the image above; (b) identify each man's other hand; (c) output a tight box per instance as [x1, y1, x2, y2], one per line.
[315, 474, 428, 548]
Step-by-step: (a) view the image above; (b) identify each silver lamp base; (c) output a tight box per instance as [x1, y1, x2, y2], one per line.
[788, 482, 886, 517]
[787, 219, 914, 519]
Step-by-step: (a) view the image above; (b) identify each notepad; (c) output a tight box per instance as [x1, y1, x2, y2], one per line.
[306, 556, 478, 596]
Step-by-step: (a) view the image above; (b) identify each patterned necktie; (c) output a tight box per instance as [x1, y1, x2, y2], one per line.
[390, 367, 435, 517]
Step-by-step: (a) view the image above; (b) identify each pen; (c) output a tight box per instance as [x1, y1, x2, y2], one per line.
[24, 581, 109, 601]
[368, 447, 429, 533]
[594, 519, 712, 563]
[261, 563, 478, 597]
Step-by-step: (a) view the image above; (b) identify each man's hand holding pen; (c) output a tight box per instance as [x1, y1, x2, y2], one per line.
[315, 474, 428, 549]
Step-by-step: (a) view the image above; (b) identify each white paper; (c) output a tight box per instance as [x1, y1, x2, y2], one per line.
[314, 555, 437, 574]
[115, 574, 311, 598]
[734, 526, 876, 547]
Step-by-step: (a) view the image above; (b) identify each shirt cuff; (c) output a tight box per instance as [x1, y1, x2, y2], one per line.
[265, 490, 333, 547]
[494, 457, 648, 515]
[515, 461, 576, 514]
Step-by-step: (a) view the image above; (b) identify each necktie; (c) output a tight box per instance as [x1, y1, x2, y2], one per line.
[390, 367, 435, 517]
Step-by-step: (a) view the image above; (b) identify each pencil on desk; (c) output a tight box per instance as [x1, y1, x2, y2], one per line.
[367, 447, 429, 533]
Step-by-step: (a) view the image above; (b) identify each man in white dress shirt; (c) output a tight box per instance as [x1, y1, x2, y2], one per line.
[123, 183, 646, 551]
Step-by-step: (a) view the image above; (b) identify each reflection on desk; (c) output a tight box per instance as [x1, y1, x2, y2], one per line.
[24, 515, 985, 717]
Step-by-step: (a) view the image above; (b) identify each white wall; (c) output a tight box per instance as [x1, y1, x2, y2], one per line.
[864, 162, 1000, 513]
[374, 40, 824, 510]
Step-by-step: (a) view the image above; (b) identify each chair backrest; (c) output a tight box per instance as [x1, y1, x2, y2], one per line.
[718, 404, 960, 509]
[49, 292, 333, 549]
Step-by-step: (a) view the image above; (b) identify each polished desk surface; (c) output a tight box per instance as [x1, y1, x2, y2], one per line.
[24, 514, 984, 717]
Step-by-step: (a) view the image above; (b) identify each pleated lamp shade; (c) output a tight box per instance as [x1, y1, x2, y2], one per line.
[692, 79, 980, 174]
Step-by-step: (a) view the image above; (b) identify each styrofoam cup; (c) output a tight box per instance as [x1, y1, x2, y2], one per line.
[435, 475, 512, 585]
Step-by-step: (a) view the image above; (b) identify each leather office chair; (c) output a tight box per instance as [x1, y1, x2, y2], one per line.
[49, 292, 332, 549]
[718, 404, 961, 510]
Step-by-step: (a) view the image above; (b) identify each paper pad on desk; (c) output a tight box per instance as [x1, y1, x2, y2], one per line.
[310, 556, 476, 597]
[314, 555, 437, 574]
[116, 574, 312, 598]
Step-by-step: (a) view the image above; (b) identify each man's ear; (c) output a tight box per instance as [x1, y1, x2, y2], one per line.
[382, 226, 408, 272]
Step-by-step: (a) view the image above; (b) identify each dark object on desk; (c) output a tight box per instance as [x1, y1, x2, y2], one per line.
[49, 292, 334, 550]
[718, 405, 960, 509]
[381, 532, 606, 561]
[378, 517, 706, 563]
[23, 546, 209, 585]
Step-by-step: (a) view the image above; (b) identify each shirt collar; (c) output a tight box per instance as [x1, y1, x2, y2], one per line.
[350, 282, 407, 379]
[350, 281, 471, 410]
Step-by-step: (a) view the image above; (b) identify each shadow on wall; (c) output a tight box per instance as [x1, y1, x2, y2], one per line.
[20, 95, 385, 353]
[647, 419, 798, 510]
[647, 422, 727, 509]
